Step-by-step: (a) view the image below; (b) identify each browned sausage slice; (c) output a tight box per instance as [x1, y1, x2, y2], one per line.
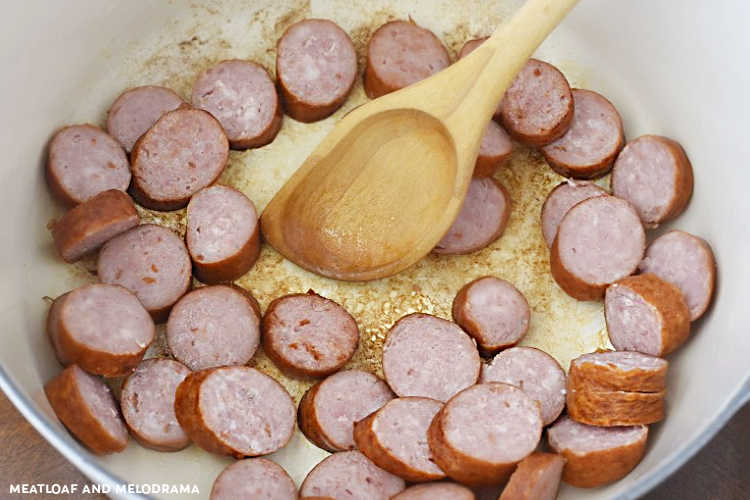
[106, 85, 185, 152]
[480, 347, 566, 426]
[541, 89, 624, 179]
[46, 124, 131, 206]
[47, 284, 155, 377]
[174, 366, 295, 458]
[394, 483, 474, 500]
[540, 180, 608, 248]
[262, 291, 359, 378]
[192, 59, 282, 149]
[166, 285, 261, 371]
[474, 121, 513, 178]
[433, 177, 511, 255]
[452, 276, 530, 354]
[97, 224, 191, 322]
[44, 364, 128, 454]
[130, 108, 229, 210]
[638, 230, 716, 321]
[566, 385, 665, 426]
[551, 195, 645, 301]
[354, 397, 445, 482]
[612, 135, 694, 227]
[120, 358, 191, 451]
[458, 37, 487, 60]
[428, 383, 542, 485]
[569, 350, 668, 393]
[298, 369, 394, 452]
[210, 458, 297, 500]
[51, 189, 139, 263]
[547, 416, 648, 488]
[364, 21, 451, 99]
[382, 313, 480, 402]
[498, 452, 565, 500]
[605, 273, 690, 356]
[276, 19, 357, 122]
[186, 185, 260, 284]
[300, 450, 406, 500]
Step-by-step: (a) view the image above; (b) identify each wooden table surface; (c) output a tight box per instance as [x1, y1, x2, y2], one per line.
[0, 391, 747, 499]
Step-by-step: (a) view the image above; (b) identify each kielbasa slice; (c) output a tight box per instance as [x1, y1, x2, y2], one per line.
[433, 177, 511, 255]
[210, 458, 297, 500]
[174, 366, 295, 458]
[612, 135, 694, 227]
[569, 350, 668, 393]
[541, 89, 624, 179]
[354, 397, 445, 482]
[276, 19, 357, 122]
[638, 230, 716, 321]
[452, 276, 530, 353]
[166, 285, 261, 371]
[300, 450, 406, 500]
[51, 189, 139, 263]
[106, 85, 185, 153]
[298, 369, 394, 452]
[547, 416, 648, 488]
[47, 284, 155, 377]
[130, 108, 229, 210]
[44, 364, 128, 454]
[262, 291, 359, 378]
[499, 452, 565, 500]
[605, 273, 691, 356]
[566, 384, 665, 426]
[480, 347, 566, 426]
[364, 20, 451, 99]
[192, 59, 282, 149]
[540, 180, 608, 248]
[458, 37, 487, 60]
[97, 224, 191, 322]
[120, 358, 191, 451]
[382, 313, 480, 402]
[392, 483, 475, 500]
[428, 383, 542, 485]
[550, 195, 645, 301]
[46, 124, 131, 206]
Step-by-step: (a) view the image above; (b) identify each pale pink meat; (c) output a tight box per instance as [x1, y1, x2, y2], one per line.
[541, 180, 608, 248]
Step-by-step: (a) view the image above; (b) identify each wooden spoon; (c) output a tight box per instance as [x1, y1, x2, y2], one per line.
[261, 0, 579, 281]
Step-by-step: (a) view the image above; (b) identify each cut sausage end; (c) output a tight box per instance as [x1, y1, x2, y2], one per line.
[540, 180, 608, 248]
[210, 458, 297, 500]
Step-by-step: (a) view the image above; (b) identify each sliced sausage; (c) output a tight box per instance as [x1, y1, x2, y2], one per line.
[191, 59, 282, 149]
[605, 273, 691, 356]
[120, 358, 191, 451]
[393, 483, 475, 500]
[382, 313, 480, 402]
[46, 124, 131, 206]
[428, 383, 542, 486]
[569, 350, 668, 393]
[433, 177, 511, 255]
[452, 276, 530, 353]
[354, 397, 445, 482]
[262, 291, 359, 378]
[106, 85, 185, 153]
[498, 452, 565, 500]
[566, 385, 665, 426]
[166, 285, 261, 371]
[130, 108, 229, 210]
[186, 185, 259, 284]
[47, 284, 155, 377]
[299, 450, 406, 500]
[612, 135, 694, 227]
[44, 364, 128, 454]
[547, 416, 648, 488]
[174, 366, 295, 458]
[51, 189, 139, 263]
[97, 224, 191, 322]
[480, 347, 566, 426]
[550, 195, 645, 301]
[210, 458, 297, 500]
[276, 19, 357, 122]
[541, 89, 624, 179]
[457, 37, 487, 60]
[638, 230, 716, 320]
[540, 180, 608, 248]
[499, 59, 574, 146]
[474, 120, 513, 178]
[298, 369, 394, 452]
[364, 20, 451, 99]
